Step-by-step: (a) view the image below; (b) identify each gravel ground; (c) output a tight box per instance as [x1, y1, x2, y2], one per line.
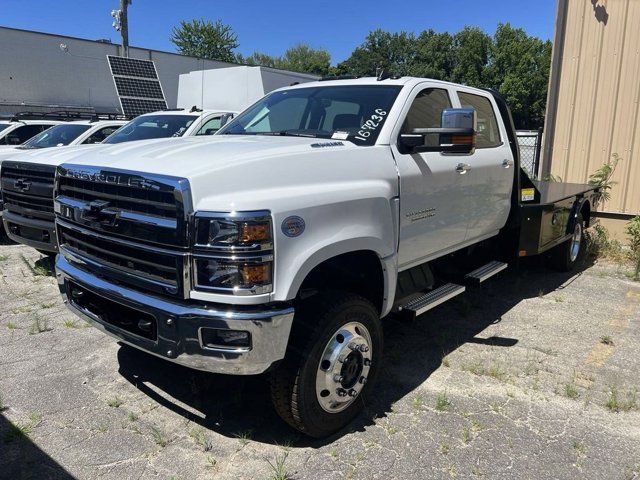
[1, 239, 639, 480]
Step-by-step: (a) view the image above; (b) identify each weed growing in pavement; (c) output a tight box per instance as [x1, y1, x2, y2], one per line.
[435, 391, 451, 412]
[564, 382, 579, 399]
[236, 429, 253, 447]
[106, 396, 123, 408]
[0, 254, 9, 262]
[461, 426, 472, 444]
[586, 225, 626, 263]
[600, 335, 614, 346]
[151, 426, 168, 447]
[20, 254, 53, 277]
[328, 448, 338, 459]
[461, 361, 507, 381]
[28, 316, 51, 335]
[626, 216, 640, 280]
[5, 413, 42, 442]
[127, 411, 139, 422]
[604, 386, 637, 412]
[63, 319, 79, 328]
[413, 393, 424, 411]
[206, 455, 217, 468]
[572, 441, 586, 457]
[190, 427, 213, 452]
[439, 442, 450, 454]
[267, 450, 290, 480]
[7, 321, 18, 330]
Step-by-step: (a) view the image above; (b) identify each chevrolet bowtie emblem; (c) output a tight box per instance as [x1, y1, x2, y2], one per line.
[13, 178, 31, 192]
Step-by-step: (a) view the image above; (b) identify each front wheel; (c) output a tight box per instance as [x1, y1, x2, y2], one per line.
[270, 292, 383, 438]
[551, 213, 585, 272]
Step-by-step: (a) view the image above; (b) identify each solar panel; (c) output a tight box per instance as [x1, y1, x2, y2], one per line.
[107, 55, 167, 117]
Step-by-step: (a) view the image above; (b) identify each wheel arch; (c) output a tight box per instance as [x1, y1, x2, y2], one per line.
[284, 240, 397, 317]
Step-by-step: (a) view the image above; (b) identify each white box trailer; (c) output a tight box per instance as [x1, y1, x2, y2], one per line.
[177, 66, 319, 113]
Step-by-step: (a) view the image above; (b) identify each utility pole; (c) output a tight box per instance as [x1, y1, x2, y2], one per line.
[111, 0, 132, 57]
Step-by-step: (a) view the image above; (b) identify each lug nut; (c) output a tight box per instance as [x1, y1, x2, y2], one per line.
[348, 389, 358, 397]
[336, 388, 347, 397]
[359, 376, 367, 384]
[359, 344, 369, 353]
[333, 374, 344, 383]
[364, 358, 371, 367]
[338, 354, 347, 363]
[348, 342, 358, 351]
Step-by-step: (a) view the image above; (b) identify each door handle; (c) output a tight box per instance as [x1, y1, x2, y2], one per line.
[455, 163, 471, 174]
[502, 159, 514, 168]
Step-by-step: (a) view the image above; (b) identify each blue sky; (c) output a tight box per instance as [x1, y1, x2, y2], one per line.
[1, 0, 557, 63]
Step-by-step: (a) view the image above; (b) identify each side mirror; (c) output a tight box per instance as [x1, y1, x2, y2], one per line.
[399, 108, 476, 154]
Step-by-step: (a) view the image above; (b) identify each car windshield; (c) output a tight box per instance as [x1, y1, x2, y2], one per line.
[20, 124, 91, 149]
[218, 85, 402, 146]
[0, 124, 9, 133]
[104, 114, 197, 144]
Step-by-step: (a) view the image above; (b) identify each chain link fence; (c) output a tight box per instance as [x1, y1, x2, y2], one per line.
[516, 129, 543, 178]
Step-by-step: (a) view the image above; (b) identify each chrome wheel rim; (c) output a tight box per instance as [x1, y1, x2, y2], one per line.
[315, 322, 372, 413]
[570, 222, 582, 262]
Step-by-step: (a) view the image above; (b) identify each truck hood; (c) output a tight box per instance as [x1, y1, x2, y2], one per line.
[54, 135, 396, 212]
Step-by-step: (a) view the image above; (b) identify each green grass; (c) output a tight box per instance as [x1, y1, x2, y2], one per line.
[7, 321, 18, 330]
[236, 429, 253, 447]
[20, 254, 52, 277]
[40, 302, 57, 309]
[267, 451, 290, 480]
[5, 413, 42, 442]
[461, 362, 507, 381]
[572, 441, 586, 457]
[28, 316, 51, 335]
[461, 426, 472, 444]
[435, 391, 451, 412]
[564, 382, 579, 399]
[151, 426, 168, 447]
[413, 393, 424, 411]
[106, 396, 123, 408]
[127, 411, 139, 422]
[0, 254, 9, 262]
[600, 335, 614, 346]
[63, 319, 79, 329]
[206, 455, 217, 468]
[439, 442, 450, 454]
[189, 427, 213, 452]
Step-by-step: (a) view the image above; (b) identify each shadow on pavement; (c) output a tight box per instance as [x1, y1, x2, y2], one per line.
[0, 413, 76, 480]
[116, 255, 594, 448]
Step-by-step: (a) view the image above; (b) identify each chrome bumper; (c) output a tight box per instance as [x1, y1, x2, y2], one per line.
[56, 254, 294, 375]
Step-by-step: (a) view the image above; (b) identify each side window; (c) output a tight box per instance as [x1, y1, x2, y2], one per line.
[457, 92, 502, 148]
[4, 125, 48, 145]
[401, 88, 451, 146]
[196, 117, 223, 136]
[83, 126, 119, 144]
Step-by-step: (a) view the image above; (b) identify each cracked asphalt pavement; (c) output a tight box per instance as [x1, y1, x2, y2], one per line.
[1, 240, 639, 479]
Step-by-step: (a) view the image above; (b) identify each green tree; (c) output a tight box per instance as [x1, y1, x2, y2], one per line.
[171, 19, 239, 62]
[410, 29, 454, 80]
[450, 26, 491, 87]
[241, 44, 331, 75]
[485, 23, 552, 129]
[335, 29, 416, 76]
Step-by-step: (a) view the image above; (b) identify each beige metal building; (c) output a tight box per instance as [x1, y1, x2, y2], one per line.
[543, 0, 640, 234]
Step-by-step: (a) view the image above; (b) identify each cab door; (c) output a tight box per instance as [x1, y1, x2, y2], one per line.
[391, 85, 472, 269]
[455, 90, 514, 241]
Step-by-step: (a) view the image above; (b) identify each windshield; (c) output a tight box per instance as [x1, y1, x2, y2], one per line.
[218, 85, 402, 146]
[0, 124, 9, 133]
[21, 124, 90, 149]
[104, 114, 197, 144]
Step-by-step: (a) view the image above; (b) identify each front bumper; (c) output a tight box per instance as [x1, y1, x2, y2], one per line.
[56, 254, 295, 375]
[2, 211, 57, 253]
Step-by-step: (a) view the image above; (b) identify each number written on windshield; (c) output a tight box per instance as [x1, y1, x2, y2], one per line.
[354, 109, 388, 142]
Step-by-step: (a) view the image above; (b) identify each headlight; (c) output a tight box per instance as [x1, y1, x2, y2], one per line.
[193, 212, 273, 295]
[195, 212, 272, 251]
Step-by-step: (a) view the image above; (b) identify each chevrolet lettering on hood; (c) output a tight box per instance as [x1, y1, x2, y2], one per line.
[58, 167, 162, 191]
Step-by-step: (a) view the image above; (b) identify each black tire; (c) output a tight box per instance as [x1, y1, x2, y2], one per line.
[270, 292, 383, 438]
[551, 213, 585, 272]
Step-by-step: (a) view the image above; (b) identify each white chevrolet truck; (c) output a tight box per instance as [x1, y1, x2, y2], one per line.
[52, 77, 597, 437]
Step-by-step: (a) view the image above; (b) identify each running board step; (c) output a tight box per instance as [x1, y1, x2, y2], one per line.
[399, 283, 466, 318]
[464, 261, 508, 285]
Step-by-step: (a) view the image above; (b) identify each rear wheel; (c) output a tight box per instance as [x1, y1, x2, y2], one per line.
[551, 213, 585, 272]
[270, 292, 382, 438]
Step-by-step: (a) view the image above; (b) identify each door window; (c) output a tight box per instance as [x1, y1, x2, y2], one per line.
[457, 92, 502, 148]
[1, 124, 49, 145]
[83, 126, 120, 144]
[195, 117, 223, 136]
[401, 88, 452, 146]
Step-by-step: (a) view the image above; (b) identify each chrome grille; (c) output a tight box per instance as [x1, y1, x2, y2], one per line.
[54, 165, 192, 298]
[1, 161, 56, 219]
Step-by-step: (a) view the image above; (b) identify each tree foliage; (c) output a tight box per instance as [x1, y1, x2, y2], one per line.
[336, 23, 551, 128]
[171, 19, 239, 63]
[240, 44, 331, 76]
